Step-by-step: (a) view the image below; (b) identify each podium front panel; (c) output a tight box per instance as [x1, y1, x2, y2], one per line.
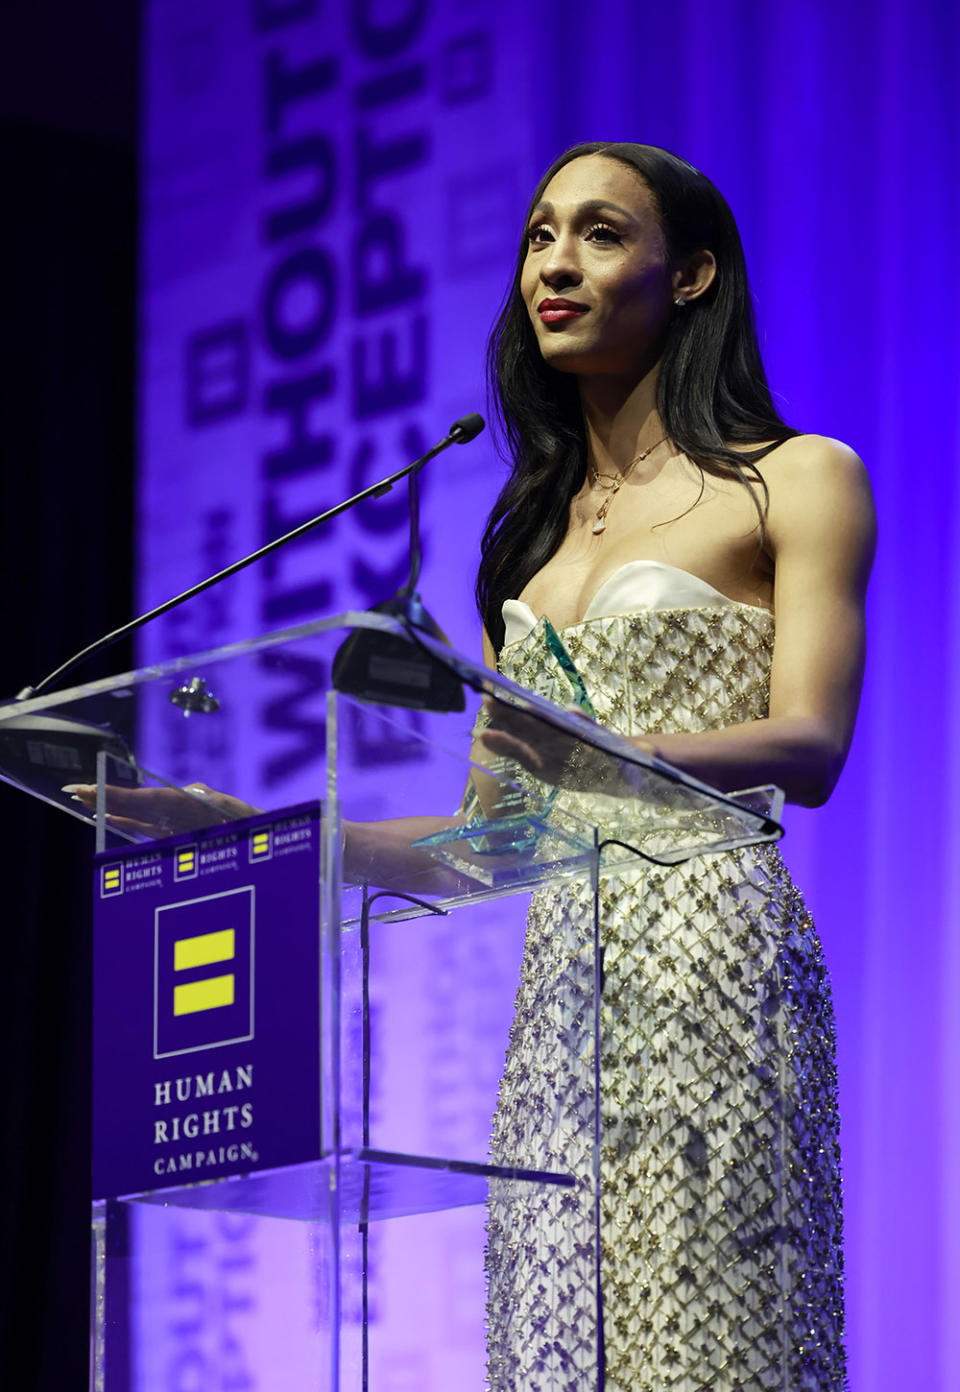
[92, 804, 323, 1201]
[0, 614, 784, 1391]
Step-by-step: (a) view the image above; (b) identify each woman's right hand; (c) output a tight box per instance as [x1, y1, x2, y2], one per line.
[61, 781, 260, 840]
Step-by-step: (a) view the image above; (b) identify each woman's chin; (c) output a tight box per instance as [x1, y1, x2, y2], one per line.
[536, 340, 598, 375]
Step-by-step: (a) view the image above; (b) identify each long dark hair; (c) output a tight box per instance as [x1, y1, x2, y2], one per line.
[476, 141, 798, 651]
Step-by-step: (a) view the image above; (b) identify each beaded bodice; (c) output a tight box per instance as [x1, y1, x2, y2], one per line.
[498, 602, 775, 738]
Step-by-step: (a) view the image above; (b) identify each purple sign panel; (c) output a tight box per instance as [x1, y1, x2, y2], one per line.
[93, 804, 322, 1199]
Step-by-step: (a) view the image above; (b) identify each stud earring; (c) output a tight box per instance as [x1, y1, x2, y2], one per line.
[673, 295, 687, 306]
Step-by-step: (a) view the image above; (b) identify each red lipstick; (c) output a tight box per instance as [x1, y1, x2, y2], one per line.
[537, 297, 589, 324]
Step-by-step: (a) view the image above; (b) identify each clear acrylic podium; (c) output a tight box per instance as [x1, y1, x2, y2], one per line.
[0, 613, 783, 1391]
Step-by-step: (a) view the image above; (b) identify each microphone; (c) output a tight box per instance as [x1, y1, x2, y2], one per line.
[15, 413, 485, 702]
[2, 413, 485, 794]
[331, 413, 486, 712]
[449, 412, 484, 443]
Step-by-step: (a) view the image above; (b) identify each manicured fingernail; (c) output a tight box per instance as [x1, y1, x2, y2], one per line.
[185, 785, 208, 796]
[62, 784, 93, 794]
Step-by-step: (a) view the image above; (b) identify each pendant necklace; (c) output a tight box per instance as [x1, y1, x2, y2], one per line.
[589, 434, 669, 535]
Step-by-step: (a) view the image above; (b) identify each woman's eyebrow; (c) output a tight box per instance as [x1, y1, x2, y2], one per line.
[530, 198, 636, 222]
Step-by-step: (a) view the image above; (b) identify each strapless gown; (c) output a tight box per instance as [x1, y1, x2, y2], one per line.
[484, 562, 845, 1392]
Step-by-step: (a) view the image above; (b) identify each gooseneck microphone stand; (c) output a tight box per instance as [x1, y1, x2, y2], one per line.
[330, 413, 485, 712]
[1, 413, 484, 790]
[16, 412, 485, 703]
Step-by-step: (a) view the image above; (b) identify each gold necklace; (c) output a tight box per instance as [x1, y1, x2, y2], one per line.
[588, 434, 668, 534]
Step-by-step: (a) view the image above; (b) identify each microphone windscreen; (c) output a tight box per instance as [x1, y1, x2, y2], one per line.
[449, 412, 485, 443]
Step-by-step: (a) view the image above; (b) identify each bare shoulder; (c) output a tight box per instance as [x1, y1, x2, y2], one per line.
[760, 434, 876, 571]
[759, 433, 870, 490]
[762, 434, 873, 521]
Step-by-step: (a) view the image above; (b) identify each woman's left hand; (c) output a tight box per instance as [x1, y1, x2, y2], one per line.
[62, 781, 259, 839]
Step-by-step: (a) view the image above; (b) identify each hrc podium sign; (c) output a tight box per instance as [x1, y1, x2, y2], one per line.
[92, 804, 323, 1200]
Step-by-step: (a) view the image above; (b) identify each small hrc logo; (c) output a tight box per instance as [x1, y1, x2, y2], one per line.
[248, 827, 272, 862]
[173, 928, 235, 1016]
[174, 845, 198, 881]
[100, 864, 123, 897]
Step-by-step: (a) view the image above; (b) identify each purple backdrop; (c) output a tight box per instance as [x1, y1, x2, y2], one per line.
[137, 0, 960, 1386]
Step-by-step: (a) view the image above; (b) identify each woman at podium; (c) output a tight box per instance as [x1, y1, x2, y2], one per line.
[474, 142, 874, 1391]
[69, 139, 874, 1392]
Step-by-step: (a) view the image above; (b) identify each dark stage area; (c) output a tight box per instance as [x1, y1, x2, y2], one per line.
[0, 4, 138, 1385]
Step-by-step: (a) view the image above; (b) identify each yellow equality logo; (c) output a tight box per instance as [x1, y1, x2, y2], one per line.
[173, 928, 235, 1017]
[175, 846, 198, 880]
